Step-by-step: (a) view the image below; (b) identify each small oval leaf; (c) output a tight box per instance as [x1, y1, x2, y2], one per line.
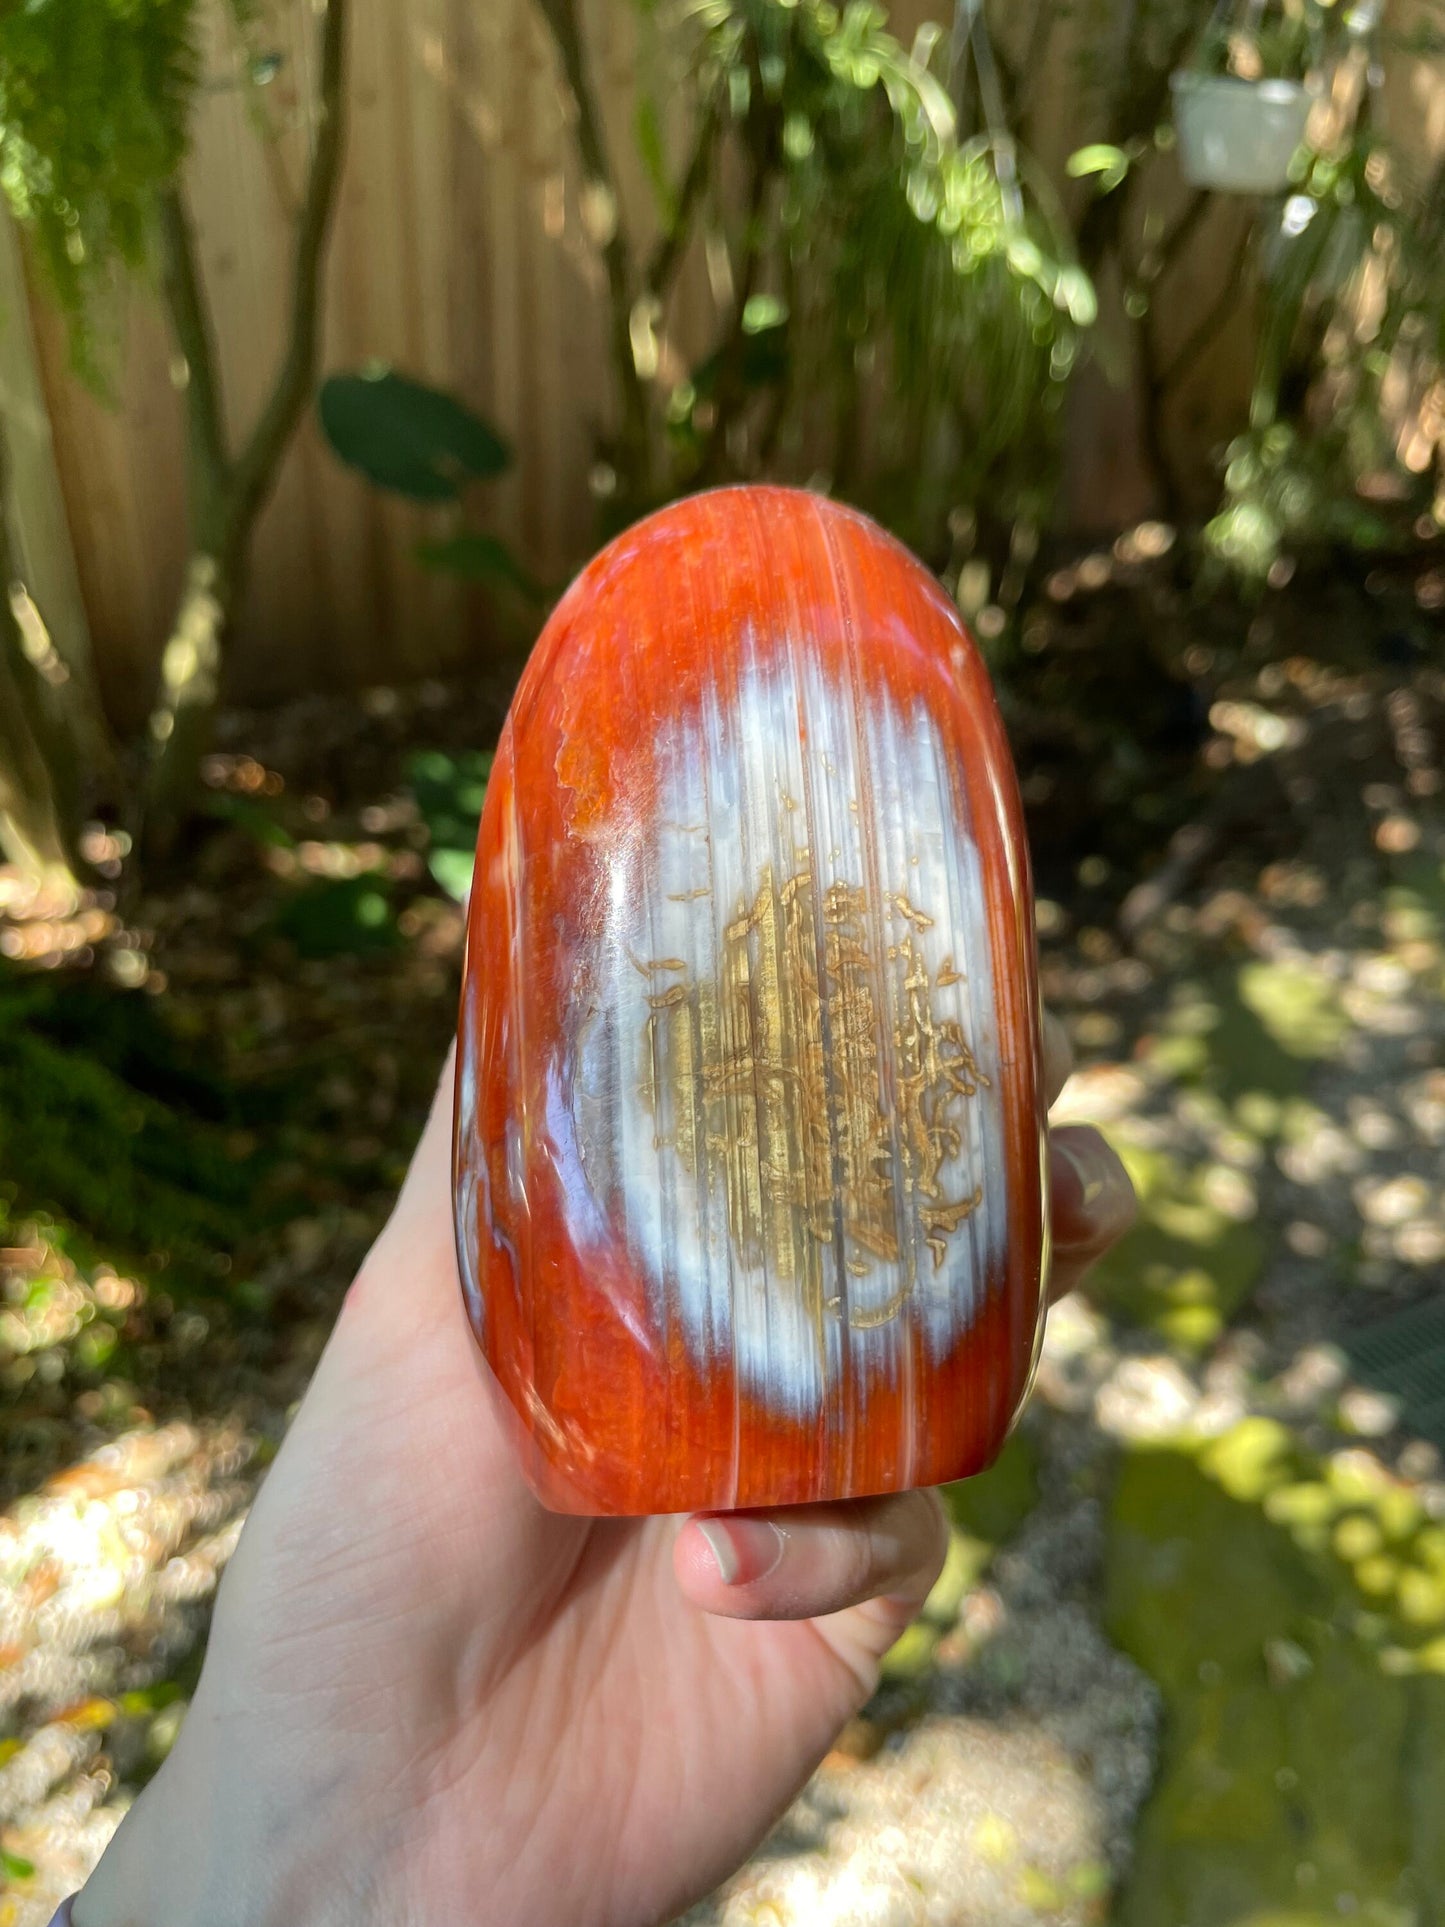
[319, 369, 512, 501]
[1054, 264, 1098, 327]
[416, 534, 547, 602]
[1066, 142, 1130, 180]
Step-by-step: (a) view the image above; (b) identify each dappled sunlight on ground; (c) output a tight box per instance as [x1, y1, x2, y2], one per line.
[1, 573, 1442, 1923]
[0, 1421, 252, 1917]
[0, 1212, 320, 1923]
[1, 681, 483, 1922]
[689, 568, 1445, 1926]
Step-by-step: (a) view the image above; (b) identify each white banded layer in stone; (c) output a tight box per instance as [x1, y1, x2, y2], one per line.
[571, 643, 1007, 1418]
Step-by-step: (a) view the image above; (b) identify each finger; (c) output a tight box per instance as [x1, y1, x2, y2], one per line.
[1048, 1123, 1136, 1302]
[674, 1489, 947, 1629]
[1042, 1007, 1073, 1108]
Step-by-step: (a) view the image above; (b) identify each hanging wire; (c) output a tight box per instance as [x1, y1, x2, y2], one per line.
[948, 0, 1024, 226]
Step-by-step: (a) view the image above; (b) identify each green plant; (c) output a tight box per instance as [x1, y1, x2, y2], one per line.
[406, 747, 493, 903]
[0, 0, 350, 882]
[0, 426, 84, 883]
[1033, 0, 1445, 559]
[502, 0, 1095, 574]
[322, 1, 1094, 602]
[0, 963, 269, 1286]
[1206, 104, 1445, 579]
[1204, 420, 1387, 576]
[321, 0, 1445, 620]
[0, 0, 203, 374]
[271, 873, 400, 959]
[686, 0, 1092, 540]
[318, 368, 544, 603]
[1192, 5, 1325, 83]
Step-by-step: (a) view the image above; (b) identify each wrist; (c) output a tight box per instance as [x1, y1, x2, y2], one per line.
[71, 1725, 383, 1927]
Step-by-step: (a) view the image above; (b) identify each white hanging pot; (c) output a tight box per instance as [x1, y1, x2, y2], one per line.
[1170, 70, 1318, 194]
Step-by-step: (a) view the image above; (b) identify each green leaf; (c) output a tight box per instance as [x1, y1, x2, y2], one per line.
[202, 791, 296, 849]
[942, 1433, 1039, 1544]
[428, 848, 477, 904]
[415, 534, 546, 602]
[783, 111, 815, 162]
[1054, 263, 1098, 327]
[119, 1679, 187, 1717]
[741, 292, 788, 334]
[1067, 143, 1131, 193]
[0, 0, 202, 375]
[1004, 233, 1044, 282]
[742, 323, 790, 389]
[406, 749, 493, 903]
[2, 1849, 36, 1881]
[272, 877, 400, 959]
[690, 319, 789, 402]
[318, 369, 511, 502]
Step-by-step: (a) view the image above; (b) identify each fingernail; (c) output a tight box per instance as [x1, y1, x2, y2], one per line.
[1052, 1133, 1133, 1244]
[1056, 1136, 1108, 1206]
[864, 1529, 910, 1580]
[696, 1518, 787, 1587]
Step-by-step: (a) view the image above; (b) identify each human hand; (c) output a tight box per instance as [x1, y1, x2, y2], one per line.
[74, 1015, 1132, 1927]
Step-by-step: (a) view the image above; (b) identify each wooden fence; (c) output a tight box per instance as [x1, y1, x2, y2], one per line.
[6, 0, 1444, 726]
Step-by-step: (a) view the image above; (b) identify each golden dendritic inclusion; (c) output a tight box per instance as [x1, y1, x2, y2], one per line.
[637, 861, 987, 1339]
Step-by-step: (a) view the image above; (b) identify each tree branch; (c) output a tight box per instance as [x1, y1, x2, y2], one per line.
[753, 244, 797, 472]
[692, 140, 772, 488]
[645, 94, 721, 303]
[140, 0, 349, 862]
[1134, 301, 1180, 518]
[1159, 225, 1253, 388]
[1077, 14, 1201, 275]
[228, 0, 349, 548]
[537, 0, 650, 500]
[156, 186, 231, 544]
[1153, 189, 1211, 279]
[1016, 0, 1057, 140]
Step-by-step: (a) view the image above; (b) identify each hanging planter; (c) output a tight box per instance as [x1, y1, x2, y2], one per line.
[1171, 1, 1326, 195]
[1171, 71, 1318, 194]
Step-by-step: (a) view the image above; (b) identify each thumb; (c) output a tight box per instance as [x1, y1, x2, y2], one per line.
[675, 1489, 949, 1693]
[340, 1043, 460, 1332]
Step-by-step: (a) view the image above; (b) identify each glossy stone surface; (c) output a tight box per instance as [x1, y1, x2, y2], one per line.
[454, 487, 1048, 1515]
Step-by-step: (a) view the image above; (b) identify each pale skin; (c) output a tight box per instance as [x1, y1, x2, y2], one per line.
[75, 1013, 1134, 1927]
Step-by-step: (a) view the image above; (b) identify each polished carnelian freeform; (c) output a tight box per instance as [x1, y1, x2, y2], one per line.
[454, 486, 1048, 1516]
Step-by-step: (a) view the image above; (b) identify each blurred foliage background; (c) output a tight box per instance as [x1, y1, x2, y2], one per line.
[1, 2, 1444, 1923]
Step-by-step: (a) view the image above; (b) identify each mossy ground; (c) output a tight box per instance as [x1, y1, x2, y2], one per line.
[1108, 1430, 1445, 1926]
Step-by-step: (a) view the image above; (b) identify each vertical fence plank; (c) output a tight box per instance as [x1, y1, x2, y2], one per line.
[0, 213, 97, 700]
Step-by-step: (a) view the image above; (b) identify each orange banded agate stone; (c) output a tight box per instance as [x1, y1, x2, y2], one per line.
[454, 487, 1048, 1515]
